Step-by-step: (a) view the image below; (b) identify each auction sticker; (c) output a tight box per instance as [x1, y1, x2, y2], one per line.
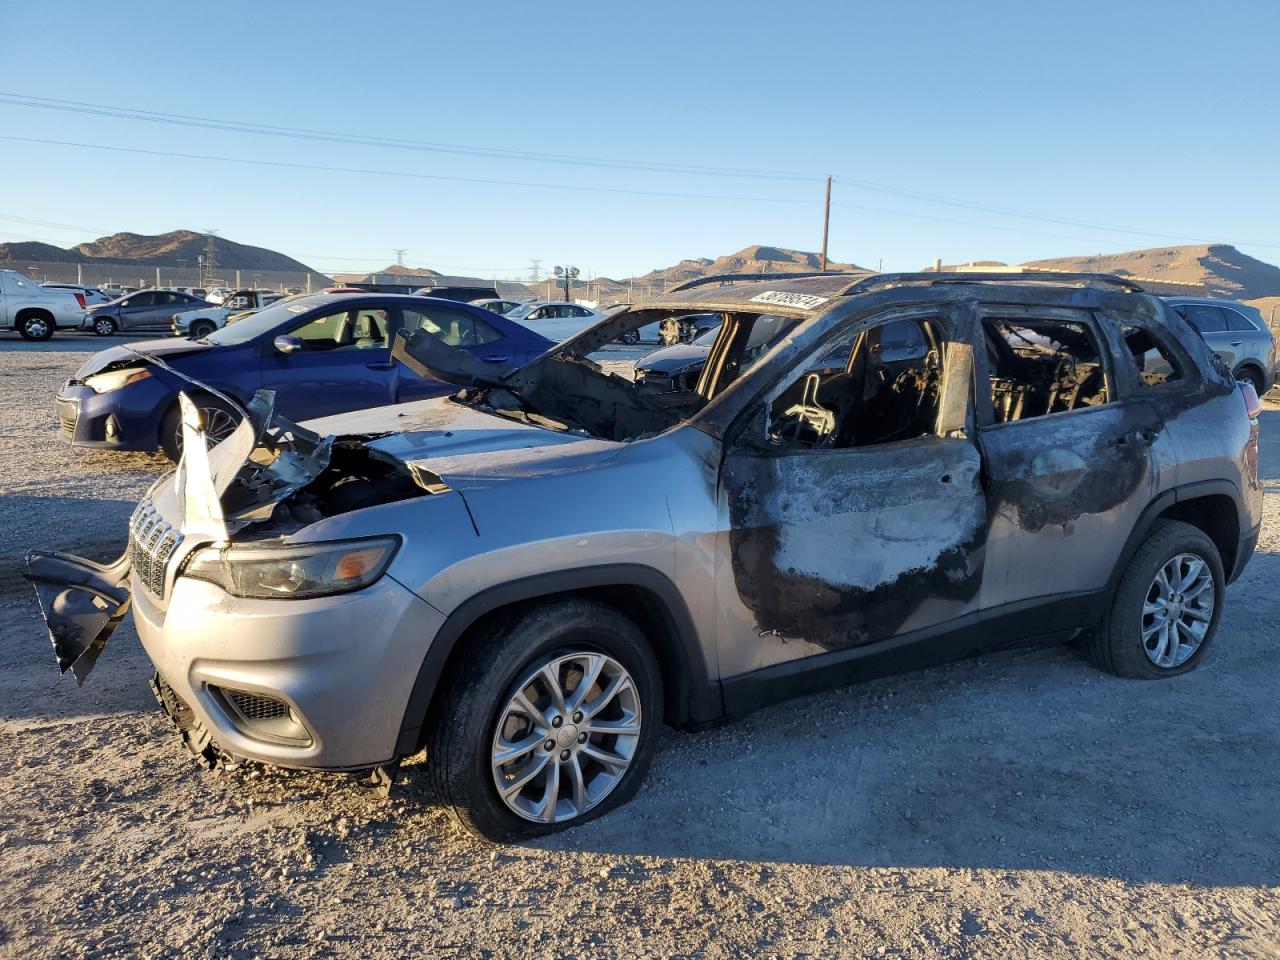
[749, 291, 830, 309]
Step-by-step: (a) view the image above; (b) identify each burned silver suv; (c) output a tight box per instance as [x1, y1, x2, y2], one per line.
[29, 271, 1264, 840]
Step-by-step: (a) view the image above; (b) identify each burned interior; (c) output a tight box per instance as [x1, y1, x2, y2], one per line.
[983, 316, 1110, 423]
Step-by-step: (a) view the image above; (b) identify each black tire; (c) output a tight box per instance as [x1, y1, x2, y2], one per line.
[159, 395, 243, 462]
[16, 313, 55, 341]
[189, 320, 216, 339]
[426, 598, 663, 842]
[621, 330, 640, 345]
[1088, 519, 1224, 679]
[1235, 366, 1265, 397]
[92, 316, 117, 337]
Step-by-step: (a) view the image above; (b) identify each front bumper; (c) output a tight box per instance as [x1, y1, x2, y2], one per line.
[133, 572, 445, 771]
[55, 380, 169, 451]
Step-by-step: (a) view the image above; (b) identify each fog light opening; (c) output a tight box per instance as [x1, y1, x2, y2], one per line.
[210, 685, 313, 746]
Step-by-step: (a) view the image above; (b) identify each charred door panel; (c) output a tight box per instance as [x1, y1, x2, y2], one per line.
[716, 435, 987, 676]
[978, 401, 1160, 609]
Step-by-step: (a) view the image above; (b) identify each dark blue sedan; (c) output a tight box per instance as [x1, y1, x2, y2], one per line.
[55, 293, 554, 460]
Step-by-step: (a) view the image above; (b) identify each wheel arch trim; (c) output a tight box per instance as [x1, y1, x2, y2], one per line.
[393, 563, 723, 758]
[15, 306, 57, 327]
[1106, 479, 1247, 593]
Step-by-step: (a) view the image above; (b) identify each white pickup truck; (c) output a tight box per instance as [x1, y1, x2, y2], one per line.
[0, 269, 86, 340]
[171, 289, 285, 338]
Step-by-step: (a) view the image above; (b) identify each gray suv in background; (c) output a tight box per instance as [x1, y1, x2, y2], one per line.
[1164, 297, 1276, 395]
[29, 271, 1265, 841]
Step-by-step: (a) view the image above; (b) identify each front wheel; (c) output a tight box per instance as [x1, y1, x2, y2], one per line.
[17, 314, 55, 341]
[92, 316, 117, 337]
[426, 599, 663, 841]
[189, 320, 217, 339]
[1089, 519, 1224, 678]
[159, 395, 243, 462]
[620, 329, 640, 345]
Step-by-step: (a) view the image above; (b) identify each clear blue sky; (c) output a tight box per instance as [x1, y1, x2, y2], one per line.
[2, 0, 1278, 280]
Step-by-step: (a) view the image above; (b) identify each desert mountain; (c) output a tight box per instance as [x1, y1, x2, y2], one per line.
[572, 245, 864, 303]
[1019, 244, 1280, 300]
[0, 230, 320, 274]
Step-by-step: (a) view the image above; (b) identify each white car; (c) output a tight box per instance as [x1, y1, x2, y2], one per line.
[42, 283, 114, 307]
[0, 270, 85, 340]
[172, 289, 286, 338]
[505, 301, 606, 341]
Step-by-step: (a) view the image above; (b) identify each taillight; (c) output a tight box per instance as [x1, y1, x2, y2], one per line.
[1240, 381, 1262, 420]
[74, 293, 86, 308]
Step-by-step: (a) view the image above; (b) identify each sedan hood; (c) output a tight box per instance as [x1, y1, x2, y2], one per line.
[636, 343, 710, 374]
[74, 338, 215, 379]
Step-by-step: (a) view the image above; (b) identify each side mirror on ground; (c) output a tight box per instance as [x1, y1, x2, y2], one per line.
[273, 335, 303, 355]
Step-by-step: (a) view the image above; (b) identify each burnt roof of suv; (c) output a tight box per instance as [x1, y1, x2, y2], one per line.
[640, 270, 1145, 316]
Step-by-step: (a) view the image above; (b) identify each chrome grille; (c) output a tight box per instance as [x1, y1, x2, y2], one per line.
[55, 396, 79, 436]
[129, 500, 183, 598]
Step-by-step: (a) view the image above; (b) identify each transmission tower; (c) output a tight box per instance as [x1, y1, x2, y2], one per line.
[394, 248, 407, 270]
[528, 259, 542, 282]
[203, 229, 219, 284]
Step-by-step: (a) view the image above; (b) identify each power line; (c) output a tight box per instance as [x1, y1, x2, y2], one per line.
[8, 135, 1275, 251]
[833, 176, 1258, 246]
[0, 135, 821, 206]
[3, 91, 1271, 248]
[0, 92, 816, 183]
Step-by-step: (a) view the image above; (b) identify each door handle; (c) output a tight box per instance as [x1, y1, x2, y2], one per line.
[480, 355, 509, 363]
[1229, 340, 1243, 347]
[364, 361, 394, 370]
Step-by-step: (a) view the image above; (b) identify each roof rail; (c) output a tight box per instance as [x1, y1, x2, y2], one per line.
[838, 271, 1145, 296]
[668, 270, 869, 293]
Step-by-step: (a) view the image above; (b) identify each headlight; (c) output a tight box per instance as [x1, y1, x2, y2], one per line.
[181, 536, 400, 599]
[83, 367, 152, 393]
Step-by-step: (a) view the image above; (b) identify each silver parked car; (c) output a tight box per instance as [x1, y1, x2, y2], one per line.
[1163, 297, 1276, 395]
[30, 271, 1264, 840]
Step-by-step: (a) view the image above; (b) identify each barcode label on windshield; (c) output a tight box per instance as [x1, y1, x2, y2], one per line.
[749, 291, 830, 309]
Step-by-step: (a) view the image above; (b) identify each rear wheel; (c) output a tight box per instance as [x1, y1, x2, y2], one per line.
[621, 330, 640, 345]
[1235, 366, 1265, 396]
[426, 599, 662, 841]
[1089, 519, 1224, 678]
[159, 395, 243, 462]
[92, 316, 117, 337]
[17, 313, 55, 341]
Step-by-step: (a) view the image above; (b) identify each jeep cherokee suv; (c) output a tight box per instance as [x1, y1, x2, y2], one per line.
[29, 271, 1263, 841]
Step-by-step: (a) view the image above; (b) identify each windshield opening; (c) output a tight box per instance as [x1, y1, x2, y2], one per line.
[437, 307, 804, 443]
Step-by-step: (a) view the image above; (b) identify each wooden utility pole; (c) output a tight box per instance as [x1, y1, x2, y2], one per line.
[820, 175, 832, 271]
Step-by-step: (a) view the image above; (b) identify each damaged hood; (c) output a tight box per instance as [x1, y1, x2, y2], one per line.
[305, 396, 624, 485]
[74, 338, 213, 379]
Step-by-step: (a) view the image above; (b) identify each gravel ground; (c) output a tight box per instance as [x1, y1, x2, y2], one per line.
[1, 333, 1278, 959]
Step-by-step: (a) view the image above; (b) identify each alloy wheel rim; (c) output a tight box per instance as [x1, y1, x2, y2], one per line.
[491, 651, 641, 824]
[1141, 552, 1214, 668]
[95, 319, 113, 335]
[27, 319, 49, 338]
[175, 406, 239, 451]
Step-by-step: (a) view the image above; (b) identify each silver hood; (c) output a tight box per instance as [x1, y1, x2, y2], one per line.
[304, 396, 625, 487]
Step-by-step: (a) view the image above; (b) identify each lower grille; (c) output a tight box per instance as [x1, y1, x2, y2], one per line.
[128, 500, 183, 598]
[55, 396, 79, 436]
[227, 691, 290, 722]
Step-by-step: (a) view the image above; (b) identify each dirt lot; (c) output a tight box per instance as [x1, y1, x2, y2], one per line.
[1, 334, 1278, 959]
